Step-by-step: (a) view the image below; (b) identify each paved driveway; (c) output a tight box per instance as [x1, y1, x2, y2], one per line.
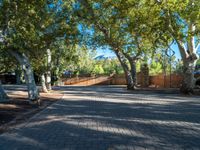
[0, 86, 200, 150]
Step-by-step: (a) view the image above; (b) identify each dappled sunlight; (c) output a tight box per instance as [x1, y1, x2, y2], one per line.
[0, 86, 200, 149]
[73, 95, 180, 105]
[57, 86, 199, 104]
[0, 0, 199, 147]
[65, 119, 147, 138]
[0, 104, 21, 109]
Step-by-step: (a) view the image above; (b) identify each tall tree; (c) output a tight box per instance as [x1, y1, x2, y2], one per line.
[165, 0, 200, 94]
[0, 0, 44, 103]
[0, 0, 78, 102]
[76, 0, 139, 89]
[119, 0, 200, 93]
[145, 0, 200, 93]
[76, 0, 160, 89]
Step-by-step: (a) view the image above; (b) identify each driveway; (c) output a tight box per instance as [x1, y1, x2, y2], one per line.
[0, 86, 200, 150]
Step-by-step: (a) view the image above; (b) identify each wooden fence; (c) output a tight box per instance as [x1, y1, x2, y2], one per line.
[110, 74, 183, 88]
[62, 76, 112, 86]
[149, 74, 183, 88]
[62, 73, 184, 88]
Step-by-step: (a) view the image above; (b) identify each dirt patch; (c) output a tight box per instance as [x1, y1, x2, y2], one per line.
[0, 90, 63, 134]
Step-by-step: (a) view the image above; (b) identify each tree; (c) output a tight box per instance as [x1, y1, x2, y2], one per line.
[60, 45, 96, 76]
[163, 1, 200, 93]
[143, 0, 200, 93]
[76, 0, 165, 89]
[29, 0, 78, 92]
[98, 58, 123, 75]
[0, 0, 78, 102]
[119, 0, 200, 93]
[76, 0, 139, 89]
[0, 50, 17, 73]
[196, 59, 200, 65]
[0, 80, 8, 102]
[92, 64, 104, 75]
[0, 0, 50, 103]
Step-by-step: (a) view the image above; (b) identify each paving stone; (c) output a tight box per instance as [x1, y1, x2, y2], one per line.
[0, 86, 200, 150]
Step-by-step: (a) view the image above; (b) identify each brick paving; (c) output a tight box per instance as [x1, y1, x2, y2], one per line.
[0, 86, 200, 150]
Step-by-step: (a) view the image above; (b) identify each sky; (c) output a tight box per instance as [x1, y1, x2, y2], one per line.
[96, 42, 200, 60]
[96, 43, 182, 60]
[77, 20, 199, 61]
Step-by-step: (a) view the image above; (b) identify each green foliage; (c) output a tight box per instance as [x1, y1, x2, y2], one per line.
[101, 59, 123, 75]
[197, 59, 200, 65]
[0, 0, 79, 78]
[62, 46, 95, 75]
[149, 61, 163, 76]
[64, 47, 124, 76]
[76, 48, 96, 75]
[148, 51, 183, 75]
[0, 51, 17, 73]
[92, 64, 104, 75]
[0, 0, 199, 83]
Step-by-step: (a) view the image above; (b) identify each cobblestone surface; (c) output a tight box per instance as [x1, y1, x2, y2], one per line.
[0, 86, 200, 150]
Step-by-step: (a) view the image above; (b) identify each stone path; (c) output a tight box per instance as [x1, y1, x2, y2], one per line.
[0, 86, 200, 150]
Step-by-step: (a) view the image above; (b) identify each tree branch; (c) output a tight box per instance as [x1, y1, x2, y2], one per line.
[188, 23, 196, 53]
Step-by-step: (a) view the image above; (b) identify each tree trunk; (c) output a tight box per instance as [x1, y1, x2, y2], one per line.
[46, 49, 52, 91]
[0, 80, 8, 102]
[174, 23, 199, 94]
[114, 51, 135, 89]
[8, 50, 40, 104]
[176, 38, 199, 94]
[52, 49, 62, 85]
[120, 51, 138, 89]
[127, 58, 137, 89]
[130, 62, 137, 87]
[40, 74, 48, 93]
[180, 60, 197, 94]
[15, 65, 22, 85]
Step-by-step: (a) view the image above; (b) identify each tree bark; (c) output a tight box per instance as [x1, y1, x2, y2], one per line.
[176, 33, 199, 94]
[46, 49, 52, 91]
[40, 74, 48, 93]
[130, 60, 137, 87]
[15, 65, 22, 85]
[8, 50, 40, 104]
[0, 80, 8, 101]
[171, 21, 199, 94]
[125, 57, 137, 89]
[120, 51, 138, 89]
[114, 51, 135, 89]
[77, 1, 135, 89]
[180, 57, 198, 94]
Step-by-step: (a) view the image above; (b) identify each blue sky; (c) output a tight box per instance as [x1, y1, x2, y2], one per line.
[96, 47, 115, 58]
[96, 42, 200, 60]
[96, 43, 182, 59]
[78, 22, 199, 61]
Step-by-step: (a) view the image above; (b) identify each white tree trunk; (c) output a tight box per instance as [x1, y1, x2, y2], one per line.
[176, 26, 199, 94]
[41, 74, 48, 93]
[8, 50, 40, 104]
[175, 23, 199, 94]
[0, 80, 8, 102]
[180, 58, 198, 94]
[46, 49, 52, 91]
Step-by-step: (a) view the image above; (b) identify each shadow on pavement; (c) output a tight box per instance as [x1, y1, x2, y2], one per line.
[0, 86, 199, 150]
